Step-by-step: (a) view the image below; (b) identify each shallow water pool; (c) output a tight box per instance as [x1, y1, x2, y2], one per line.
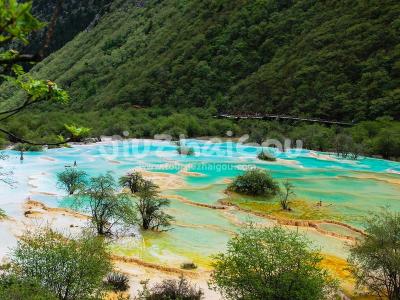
[1, 139, 399, 266]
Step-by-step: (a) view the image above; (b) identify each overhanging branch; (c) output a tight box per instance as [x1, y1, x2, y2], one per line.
[0, 127, 72, 146]
[0, 54, 41, 65]
[0, 96, 47, 122]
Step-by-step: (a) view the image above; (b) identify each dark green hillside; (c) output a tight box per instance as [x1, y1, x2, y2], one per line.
[1, 0, 399, 159]
[16, 0, 399, 121]
[19, 0, 112, 58]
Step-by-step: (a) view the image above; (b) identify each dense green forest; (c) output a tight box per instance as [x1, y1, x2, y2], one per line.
[18, 0, 400, 120]
[1, 0, 399, 158]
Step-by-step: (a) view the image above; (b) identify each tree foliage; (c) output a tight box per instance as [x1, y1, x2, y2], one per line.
[229, 168, 280, 197]
[1, 1, 399, 160]
[4, 0, 398, 122]
[119, 171, 146, 194]
[78, 172, 134, 236]
[138, 276, 203, 300]
[0, 0, 88, 146]
[0, 207, 5, 219]
[0, 0, 43, 45]
[278, 179, 295, 211]
[9, 227, 112, 300]
[0, 275, 58, 300]
[177, 146, 195, 156]
[210, 226, 337, 300]
[257, 149, 276, 161]
[56, 167, 87, 195]
[19, 0, 113, 61]
[349, 210, 400, 299]
[132, 179, 174, 231]
[13, 143, 43, 152]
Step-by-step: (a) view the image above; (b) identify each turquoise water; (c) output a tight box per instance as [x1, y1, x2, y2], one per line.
[166, 185, 226, 205]
[1, 139, 399, 266]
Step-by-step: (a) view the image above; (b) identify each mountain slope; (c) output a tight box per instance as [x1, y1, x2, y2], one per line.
[20, 0, 112, 58]
[9, 0, 400, 121]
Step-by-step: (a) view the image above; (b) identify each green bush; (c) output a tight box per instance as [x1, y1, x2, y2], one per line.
[229, 169, 280, 197]
[138, 276, 203, 300]
[0, 208, 5, 219]
[257, 150, 276, 162]
[0, 276, 57, 300]
[13, 143, 43, 152]
[78, 173, 137, 235]
[180, 262, 198, 270]
[10, 227, 112, 300]
[105, 272, 130, 292]
[290, 124, 335, 152]
[177, 146, 195, 156]
[3, 109, 400, 160]
[210, 227, 337, 300]
[0, 137, 9, 149]
[349, 210, 400, 299]
[57, 168, 87, 195]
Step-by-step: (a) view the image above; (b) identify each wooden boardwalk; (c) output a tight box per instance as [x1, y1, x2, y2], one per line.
[215, 114, 353, 126]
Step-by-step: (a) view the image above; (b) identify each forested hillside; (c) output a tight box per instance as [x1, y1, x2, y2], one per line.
[18, 0, 112, 58]
[17, 0, 400, 122]
[1, 0, 400, 159]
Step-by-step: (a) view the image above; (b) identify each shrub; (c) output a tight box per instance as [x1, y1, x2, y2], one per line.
[13, 143, 43, 152]
[278, 180, 295, 211]
[180, 262, 198, 270]
[105, 272, 130, 292]
[10, 227, 112, 300]
[139, 276, 203, 300]
[0, 208, 5, 219]
[290, 124, 335, 152]
[0, 275, 57, 300]
[0, 137, 9, 149]
[177, 146, 195, 156]
[371, 128, 400, 160]
[257, 150, 276, 161]
[210, 226, 337, 300]
[334, 134, 363, 160]
[348, 210, 400, 299]
[229, 169, 280, 196]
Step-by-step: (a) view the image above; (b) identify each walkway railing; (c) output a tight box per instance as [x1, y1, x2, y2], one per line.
[214, 113, 353, 126]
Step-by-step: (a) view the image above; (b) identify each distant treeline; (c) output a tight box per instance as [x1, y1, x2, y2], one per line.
[2, 107, 399, 160]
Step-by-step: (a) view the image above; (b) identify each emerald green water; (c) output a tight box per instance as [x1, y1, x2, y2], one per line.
[3, 139, 399, 267]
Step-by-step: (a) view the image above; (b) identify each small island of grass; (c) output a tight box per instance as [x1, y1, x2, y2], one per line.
[226, 170, 326, 216]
